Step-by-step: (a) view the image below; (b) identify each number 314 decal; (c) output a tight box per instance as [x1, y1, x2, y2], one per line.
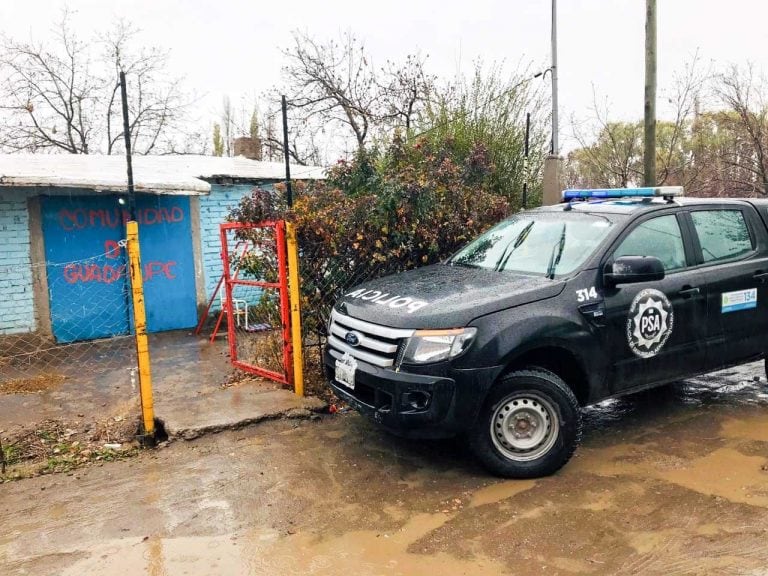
[576, 287, 599, 302]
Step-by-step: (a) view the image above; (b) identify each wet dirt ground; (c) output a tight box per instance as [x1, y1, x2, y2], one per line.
[2, 366, 768, 575]
[2, 332, 237, 419]
[0, 332, 236, 433]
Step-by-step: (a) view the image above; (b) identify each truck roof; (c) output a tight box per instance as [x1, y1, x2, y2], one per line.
[536, 196, 768, 216]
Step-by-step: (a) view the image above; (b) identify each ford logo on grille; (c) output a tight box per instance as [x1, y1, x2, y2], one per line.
[344, 331, 361, 346]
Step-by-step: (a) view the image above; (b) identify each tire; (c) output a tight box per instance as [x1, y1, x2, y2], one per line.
[469, 368, 582, 478]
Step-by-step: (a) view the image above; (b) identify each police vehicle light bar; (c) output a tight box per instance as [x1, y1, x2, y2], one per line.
[562, 186, 684, 200]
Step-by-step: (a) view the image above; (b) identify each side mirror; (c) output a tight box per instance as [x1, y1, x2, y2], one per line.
[604, 255, 665, 288]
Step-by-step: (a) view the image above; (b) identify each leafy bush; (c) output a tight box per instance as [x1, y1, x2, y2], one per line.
[419, 62, 549, 208]
[230, 133, 510, 339]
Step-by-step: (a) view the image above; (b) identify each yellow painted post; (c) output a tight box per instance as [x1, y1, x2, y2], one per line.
[285, 222, 305, 397]
[126, 220, 155, 437]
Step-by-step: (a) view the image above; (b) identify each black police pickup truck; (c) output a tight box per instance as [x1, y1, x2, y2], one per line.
[324, 187, 768, 478]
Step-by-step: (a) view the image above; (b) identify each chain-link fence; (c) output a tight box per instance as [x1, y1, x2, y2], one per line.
[0, 246, 137, 395]
[296, 237, 407, 395]
[202, 224, 405, 396]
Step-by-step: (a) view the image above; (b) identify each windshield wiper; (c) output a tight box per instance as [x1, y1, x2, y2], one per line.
[495, 221, 534, 271]
[546, 223, 567, 279]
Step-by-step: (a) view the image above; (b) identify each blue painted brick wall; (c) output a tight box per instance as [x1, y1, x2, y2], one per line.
[0, 189, 34, 334]
[199, 183, 274, 310]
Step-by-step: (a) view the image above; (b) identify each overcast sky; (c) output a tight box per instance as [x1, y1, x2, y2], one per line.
[2, 0, 768, 153]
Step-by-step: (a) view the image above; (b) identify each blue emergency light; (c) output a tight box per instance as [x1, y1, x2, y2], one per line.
[562, 186, 684, 200]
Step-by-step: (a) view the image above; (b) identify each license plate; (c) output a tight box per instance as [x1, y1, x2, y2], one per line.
[335, 353, 357, 390]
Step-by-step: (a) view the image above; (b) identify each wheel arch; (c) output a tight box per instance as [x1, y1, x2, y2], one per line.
[500, 345, 592, 406]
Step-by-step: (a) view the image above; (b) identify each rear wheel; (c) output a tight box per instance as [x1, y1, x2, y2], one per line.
[469, 368, 582, 478]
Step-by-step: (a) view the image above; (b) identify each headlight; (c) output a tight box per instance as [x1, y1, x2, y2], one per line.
[400, 328, 477, 364]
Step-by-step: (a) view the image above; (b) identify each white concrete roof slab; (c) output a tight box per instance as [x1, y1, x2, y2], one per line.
[0, 154, 326, 195]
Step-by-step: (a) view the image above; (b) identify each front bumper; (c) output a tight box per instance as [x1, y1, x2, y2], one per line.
[324, 347, 500, 439]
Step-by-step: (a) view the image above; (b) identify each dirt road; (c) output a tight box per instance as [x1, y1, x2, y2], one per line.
[1, 368, 767, 575]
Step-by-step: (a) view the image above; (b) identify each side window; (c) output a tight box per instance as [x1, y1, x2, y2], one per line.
[691, 210, 753, 264]
[613, 214, 687, 271]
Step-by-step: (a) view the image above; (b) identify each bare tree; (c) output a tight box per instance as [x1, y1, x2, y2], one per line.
[159, 126, 211, 156]
[569, 91, 644, 188]
[0, 11, 99, 153]
[715, 63, 768, 195]
[656, 53, 707, 187]
[221, 96, 234, 156]
[212, 95, 274, 159]
[282, 31, 378, 150]
[378, 54, 434, 134]
[568, 57, 706, 189]
[276, 31, 433, 158]
[263, 114, 278, 161]
[259, 106, 323, 166]
[0, 10, 189, 155]
[102, 19, 188, 155]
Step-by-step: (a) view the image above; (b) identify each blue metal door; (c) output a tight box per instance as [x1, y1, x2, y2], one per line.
[41, 194, 198, 342]
[134, 195, 198, 332]
[41, 196, 131, 343]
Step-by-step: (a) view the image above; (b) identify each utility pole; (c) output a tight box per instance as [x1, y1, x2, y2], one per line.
[119, 71, 155, 442]
[542, 0, 562, 205]
[281, 95, 293, 208]
[643, 0, 657, 186]
[119, 71, 136, 220]
[550, 0, 559, 156]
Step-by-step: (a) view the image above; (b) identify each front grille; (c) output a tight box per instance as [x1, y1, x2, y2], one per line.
[327, 310, 414, 367]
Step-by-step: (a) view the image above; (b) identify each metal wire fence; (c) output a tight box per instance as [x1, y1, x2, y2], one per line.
[228, 282, 286, 377]
[296, 237, 407, 393]
[0, 245, 137, 394]
[200, 227, 404, 395]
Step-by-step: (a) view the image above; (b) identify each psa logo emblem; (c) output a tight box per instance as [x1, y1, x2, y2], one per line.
[344, 331, 361, 346]
[626, 288, 674, 358]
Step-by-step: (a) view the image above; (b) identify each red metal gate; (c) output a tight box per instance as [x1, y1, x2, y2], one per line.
[219, 221, 292, 385]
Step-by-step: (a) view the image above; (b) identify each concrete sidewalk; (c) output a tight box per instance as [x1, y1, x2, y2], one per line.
[0, 331, 324, 439]
[159, 386, 323, 440]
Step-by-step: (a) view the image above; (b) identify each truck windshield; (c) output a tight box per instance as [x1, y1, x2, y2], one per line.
[448, 213, 613, 276]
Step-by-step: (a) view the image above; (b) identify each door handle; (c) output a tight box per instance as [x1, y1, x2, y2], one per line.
[678, 286, 700, 298]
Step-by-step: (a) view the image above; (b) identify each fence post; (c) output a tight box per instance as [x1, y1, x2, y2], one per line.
[285, 222, 304, 397]
[126, 220, 155, 439]
[275, 221, 294, 387]
[220, 224, 239, 364]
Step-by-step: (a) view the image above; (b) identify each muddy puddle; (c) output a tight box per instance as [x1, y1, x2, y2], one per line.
[2, 364, 768, 575]
[59, 515, 510, 576]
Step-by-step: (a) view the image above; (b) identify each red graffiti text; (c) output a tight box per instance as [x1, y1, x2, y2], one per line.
[63, 261, 177, 284]
[104, 240, 122, 259]
[58, 207, 184, 231]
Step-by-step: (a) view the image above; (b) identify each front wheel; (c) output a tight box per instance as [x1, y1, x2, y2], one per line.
[469, 368, 582, 478]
